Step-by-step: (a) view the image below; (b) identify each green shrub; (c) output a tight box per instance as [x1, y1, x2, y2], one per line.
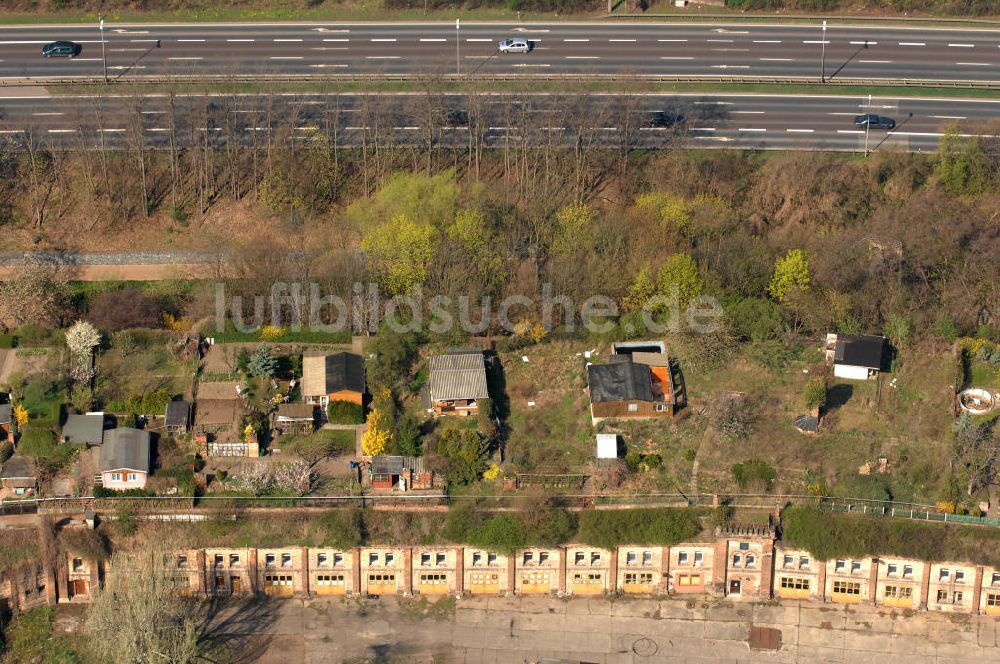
[803, 377, 827, 410]
[18, 427, 56, 460]
[319, 508, 364, 549]
[731, 459, 776, 491]
[0, 334, 14, 349]
[577, 509, 701, 549]
[327, 400, 364, 425]
[468, 514, 527, 554]
[782, 506, 1000, 566]
[93, 487, 153, 498]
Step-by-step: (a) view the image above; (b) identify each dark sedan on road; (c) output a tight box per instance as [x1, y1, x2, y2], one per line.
[41, 41, 81, 58]
[647, 111, 686, 129]
[854, 114, 896, 130]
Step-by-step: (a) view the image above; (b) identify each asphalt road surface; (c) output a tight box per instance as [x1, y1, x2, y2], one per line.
[0, 22, 999, 82]
[1, 91, 996, 152]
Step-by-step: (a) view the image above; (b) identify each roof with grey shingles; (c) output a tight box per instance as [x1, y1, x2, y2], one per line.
[164, 401, 191, 428]
[427, 353, 489, 403]
[276, 403, 315, 420]
[1, 455, 37, 480]
[62, 413, 105, 445]
[100, 428, 151, 474]
[302, 352, 365, 397]
[587, 359, 654, 403]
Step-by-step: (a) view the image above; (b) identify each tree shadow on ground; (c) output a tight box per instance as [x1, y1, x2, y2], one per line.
[196, 595, 280, 663]
[826, 384, 854, 411]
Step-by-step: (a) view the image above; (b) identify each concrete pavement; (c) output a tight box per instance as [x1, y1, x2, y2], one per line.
[2, 91, 997, 153]
[0, 22, 998, 83]
[239, 593, 1000, 663]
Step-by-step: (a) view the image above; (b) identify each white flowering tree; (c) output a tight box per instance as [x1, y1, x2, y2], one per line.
[65, 320, 101, 384]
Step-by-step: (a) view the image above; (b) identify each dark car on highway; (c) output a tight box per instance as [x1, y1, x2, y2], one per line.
[647, 111, 686, 129]
[854, 114, 895, 130]
[42, 41, 81, 58]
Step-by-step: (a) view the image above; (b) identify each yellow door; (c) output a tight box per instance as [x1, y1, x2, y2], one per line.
[571, 573, 604, 595]
[622, 573, 654, 594]
[264, 575, 293, 596]
[882, 585, 914, 608]
[469, 572, 501, 595]
[777, 577, 811, 599]
[316, 574, 346, 595]
[831, 581, 862, 604]
[367, 573, 397, 594]
[520, 572, 551, 594]
[418, 573, 449, 595]
[985, 593, 1000, 616]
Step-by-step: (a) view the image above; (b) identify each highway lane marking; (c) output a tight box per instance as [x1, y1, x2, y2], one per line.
[838, 130, 863, 134]
[296, 126, 319, 131]
[510, 63, 550, 67]
[931, 115, 966, 119]
[129, 39, 161, 43]
[466, 39, 493, 42]
[107, 65, 145, 70]
[371, 39, 397, 42]
[100, 128, 124, 132]
[707, 39, 734, 43]
[739, 128, 766, 132]
[393, 126, 420, 130]
[957, 62, 991, 66]
[661, 56, 694, 60]
[176, 39, 205, 42]
[0, 130, 23, 134]
[274, 39, 303, 42]
[146, 128, 168, 132]
[32, 112, 63, 116]
[365, 56, 401, 59]
[464, 55, 491, 59]
[309, 64, 349, 68]
[859, 60, 892, 63]
[168, 57, 203, 60]
[109, 48, 148, 52]
[323, 39, 349, 42]
[803, 40, 830, 44]
[713, 48, 750, 52]
[949, 43, 975, 47]
[419, 38, 446, 42]
[72, 58, 103, 61]
[829, 112, 860, 115]
[850, 41, 878, 45]
[609, 39, 636, 42]
[759, 57, 793, 61]
[899, 42, 925, 46]
[734, 110, 765, 114]
[711, 65, 750, 69]
[227, 39, 254, 42]
[752, 40, 781, 43]
[787, 129, 814, 133]
[657, 39, 688, 42]
[690, 127, 716, 131]
[47, 129, 75, 133]
[694, 101, 732, 105]
[310, 47, 348, 51]
[270, 56, 304, 60]
[565, 56, 599, 59]
[563, 39, 589, 42]
[141, 110, 164, 114]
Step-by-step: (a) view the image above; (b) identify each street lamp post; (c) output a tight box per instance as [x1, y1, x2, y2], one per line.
[99, 16, 107, 82]
[820, 20, 827, 83]
[456, 19, 460, 76]
[864, 94, 872, 156]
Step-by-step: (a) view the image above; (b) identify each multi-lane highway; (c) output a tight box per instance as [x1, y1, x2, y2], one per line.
[0, 22, 999, 83]
[1, 91, 996, 152]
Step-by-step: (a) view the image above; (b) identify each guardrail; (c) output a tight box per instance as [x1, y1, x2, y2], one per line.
[606, 12, 1000, 27]
[2, 74, 999, 90]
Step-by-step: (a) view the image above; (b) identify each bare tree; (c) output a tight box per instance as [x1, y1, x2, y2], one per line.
[0, 257, 70, 330]
[84, 546, 200, 663]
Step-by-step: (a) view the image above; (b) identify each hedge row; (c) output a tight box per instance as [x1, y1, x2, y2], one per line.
[781, 506, 1000, 567]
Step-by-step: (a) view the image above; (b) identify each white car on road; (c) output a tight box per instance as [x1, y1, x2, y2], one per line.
[498, 38, 531, 54]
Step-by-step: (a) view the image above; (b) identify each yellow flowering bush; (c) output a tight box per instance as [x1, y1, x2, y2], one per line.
[483, 464, 502, 481]
[259, 325, 285, 341]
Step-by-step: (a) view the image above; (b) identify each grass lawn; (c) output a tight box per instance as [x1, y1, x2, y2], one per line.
[968, 360, 999, 390]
